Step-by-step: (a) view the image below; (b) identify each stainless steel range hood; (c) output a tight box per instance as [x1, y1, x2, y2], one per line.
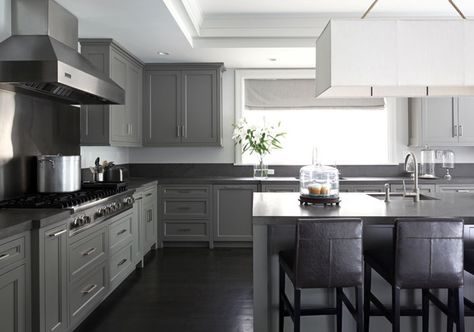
[0, 0, 125, 105]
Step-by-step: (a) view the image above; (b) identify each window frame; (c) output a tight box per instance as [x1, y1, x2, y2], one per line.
[234, 69, 400, 165]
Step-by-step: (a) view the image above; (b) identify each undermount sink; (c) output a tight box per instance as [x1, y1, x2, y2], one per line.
[368, 193, 440, 201]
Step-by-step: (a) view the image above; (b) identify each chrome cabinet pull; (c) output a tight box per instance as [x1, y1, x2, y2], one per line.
[147, 210, 153, 222]
[49, 229, 67, 238]
[0, 253, 10, 261]
[453, 125, 458, 137]
[145, 193, 153, 197]
[459, 124, 464, 137]
[182, 125, 186, 138]
[82, 248, 96, 256]
[81, 284, 97, 295]
[177, 125, 181, 137]
[117, 229, 127, 236]
[118, 258, 128, 267]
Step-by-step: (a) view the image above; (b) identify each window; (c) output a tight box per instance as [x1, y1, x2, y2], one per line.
[235, 70, 391, 165]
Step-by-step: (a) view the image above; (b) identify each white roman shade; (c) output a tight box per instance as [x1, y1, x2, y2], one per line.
[245, 79, 385, 110]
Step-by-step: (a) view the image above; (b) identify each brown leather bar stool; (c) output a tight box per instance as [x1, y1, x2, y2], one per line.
[279, 218, 364, 332]
[364, 218, 465, 332]
[448, 249, 474, 331]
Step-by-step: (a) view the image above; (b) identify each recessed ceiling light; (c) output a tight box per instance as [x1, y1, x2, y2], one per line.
[158, 51, 169, 56]
[268, 58, 277, 62]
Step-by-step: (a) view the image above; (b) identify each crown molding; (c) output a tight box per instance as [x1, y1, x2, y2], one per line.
[162, 0, 200, 46]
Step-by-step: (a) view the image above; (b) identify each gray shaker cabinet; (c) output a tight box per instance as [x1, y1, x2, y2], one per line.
[0, 264, 27, 332]
[33, 222, 68, 332]
[409, 97, 474, 146]
[0, 232, 30, 332]
[213, 185, 257, 242]
[80, 39, 143, 147]
[143, 63, 224, 146]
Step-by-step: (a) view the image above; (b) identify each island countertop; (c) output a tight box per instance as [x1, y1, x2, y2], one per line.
[253, 192, 474, 225]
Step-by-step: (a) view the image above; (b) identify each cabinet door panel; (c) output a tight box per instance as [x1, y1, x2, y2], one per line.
[110, 51, 128, 143]
[213, 185, 257, 242]
[0, 265, 26, 332]
[182, 70, 218, 144]
[458, 97, 474, 144]
[421, 97, 458, 145]
[127, 63, 142, 144]
[43, 225, 68, 332]
[80, 48, 110, 145]
[143, 71, 181, 145]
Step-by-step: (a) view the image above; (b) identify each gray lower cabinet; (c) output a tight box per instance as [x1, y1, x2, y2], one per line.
[80, 39, 143, 147]
[261, 184, 299, 192]
[436, 184, 474, 193]
[213, 185, 258, 242]
[159, 185, 211, 245]
[38, 224, 68, 332]
[143, 63, 223, 147]
[133, 185, 158, 262]
[0, 232, 30, 332]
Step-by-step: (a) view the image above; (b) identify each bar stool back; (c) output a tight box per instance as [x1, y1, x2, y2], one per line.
[279, 218, 363, 332]
[364, 218, 465, 332]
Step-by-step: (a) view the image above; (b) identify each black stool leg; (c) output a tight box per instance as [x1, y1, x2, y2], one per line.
[356, 286, 364, 332]
[336, 288, 342, 332]
[447, 289, 454, 332]
[364, 262, 371, 332]
[422, 289, 429, 332]
[455, 288, 465, 332]
[294, 288, 301, 332]
[392, 286, 401, 332]
[279, 265, 285, 332]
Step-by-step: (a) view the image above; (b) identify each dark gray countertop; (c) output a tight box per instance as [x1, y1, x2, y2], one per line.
[0, 209, 71, 240]
[252, 192, 474, 225]
[127, 176, 474, 186]
[127, 178, 159, 191]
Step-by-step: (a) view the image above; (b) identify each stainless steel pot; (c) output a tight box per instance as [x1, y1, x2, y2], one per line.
[37, 155, 81, 193]
[104, 167, 124, 183]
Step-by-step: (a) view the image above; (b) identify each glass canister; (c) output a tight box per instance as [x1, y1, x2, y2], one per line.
[420, 145, 436, 178]
[299, 164, 339, 198]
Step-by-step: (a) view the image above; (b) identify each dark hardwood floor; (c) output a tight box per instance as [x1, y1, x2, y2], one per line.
[75, 248, 253, 332]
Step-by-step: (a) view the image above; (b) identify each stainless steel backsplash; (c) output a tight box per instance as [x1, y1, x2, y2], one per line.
[0, 89, 80, 200]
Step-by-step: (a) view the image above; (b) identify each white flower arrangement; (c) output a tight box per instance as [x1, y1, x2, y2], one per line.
[232, 118, 285, 160]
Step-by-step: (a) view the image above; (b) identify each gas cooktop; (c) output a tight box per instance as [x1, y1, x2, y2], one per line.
[0, 183, 128, 209]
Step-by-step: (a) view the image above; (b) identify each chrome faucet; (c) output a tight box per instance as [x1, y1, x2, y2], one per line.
[404, 152, 420, 202]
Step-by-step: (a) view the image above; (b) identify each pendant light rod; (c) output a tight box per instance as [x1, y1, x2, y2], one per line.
[361, 0, 466, 19]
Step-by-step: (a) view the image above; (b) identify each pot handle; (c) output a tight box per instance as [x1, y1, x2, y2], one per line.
[39, 159, 55, 168]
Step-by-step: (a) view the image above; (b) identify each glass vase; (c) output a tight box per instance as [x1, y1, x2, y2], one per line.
[253, 156, 269, 179]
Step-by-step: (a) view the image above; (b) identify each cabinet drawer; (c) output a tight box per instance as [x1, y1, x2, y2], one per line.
[109, 213, 133, 252]
[0, 236, 25, 272]
[164, 222, 208, 239]
[162, 199, 209, 218]
[161, 185, 210, 198]
[69, 264, 107, 326]
[69, 229, 107, 280]
[110, 243, 133, 285]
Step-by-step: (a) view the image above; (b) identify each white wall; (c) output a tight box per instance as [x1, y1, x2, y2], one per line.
[80, 146, 130, 168]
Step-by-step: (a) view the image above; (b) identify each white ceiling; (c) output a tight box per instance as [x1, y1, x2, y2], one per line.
[3, 0, 472, 68]
[197, 0, 474, 16]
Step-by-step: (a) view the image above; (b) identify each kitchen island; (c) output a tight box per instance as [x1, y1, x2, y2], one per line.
[253, 192, 474, 332]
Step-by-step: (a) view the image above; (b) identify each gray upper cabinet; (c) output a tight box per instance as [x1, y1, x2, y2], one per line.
[80, 39, 143, 147]
[409, 97, 474, 146]
[143, 63, 224, 147]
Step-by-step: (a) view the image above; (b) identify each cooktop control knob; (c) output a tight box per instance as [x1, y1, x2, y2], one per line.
[83, 215, 91, 224]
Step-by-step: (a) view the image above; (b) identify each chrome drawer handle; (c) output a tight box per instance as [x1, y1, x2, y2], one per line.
[178, 228, 191, 232]
[117, 229, 127, 236]
[81, 284, 97, 295]
[49, 229, 67, 237]
[0, 253, 10, 261]
[145, 193, 153, 197]
[82, 248, 96, 256]
[118, 258, 128, 267]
